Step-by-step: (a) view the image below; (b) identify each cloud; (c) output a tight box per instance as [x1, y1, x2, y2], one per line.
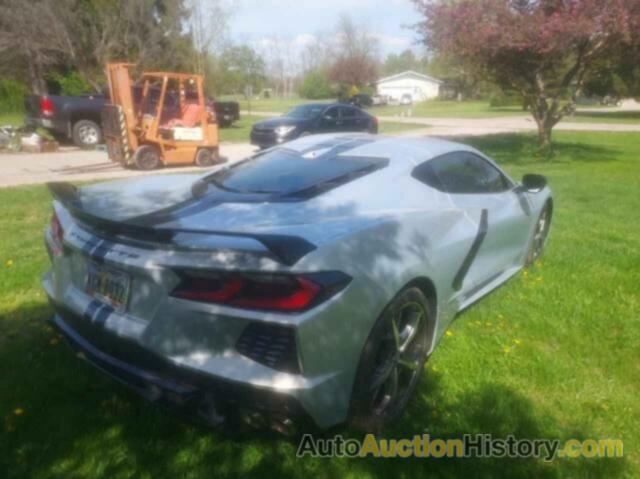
[293, 33, 317, 47]
[376, 34, 413, 48]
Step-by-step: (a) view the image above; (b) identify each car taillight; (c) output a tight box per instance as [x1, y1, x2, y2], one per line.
[50, 212, 64, 256]
[40, 96, 54, 117]
[171, 271, 350, 313]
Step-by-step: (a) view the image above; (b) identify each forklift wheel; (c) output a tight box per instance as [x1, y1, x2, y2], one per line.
[134, 145, 161, 170]
[195, 148, 219, 167]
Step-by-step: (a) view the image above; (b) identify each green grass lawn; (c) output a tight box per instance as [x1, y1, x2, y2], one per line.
[370, 100, 528, 119]
[1, 131, 639, 478]
[0, 112, 25, 127]
[217, 96, 307, 114]
[218, 115, 262, 143]
[562, 110, 640, 125]
[224, 98, 640, 126]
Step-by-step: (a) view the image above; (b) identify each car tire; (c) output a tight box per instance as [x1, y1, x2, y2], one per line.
[195, 148, 219, 167]
[133, 145, 161, 170]
[72, 120, 102, 149]
[349, 287, 431, 432]
[525, 202, 552, 267]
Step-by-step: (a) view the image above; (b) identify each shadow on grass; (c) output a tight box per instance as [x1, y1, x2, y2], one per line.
[571, 110, 640, 122]
[0, 302, 629, 478]
[445, 133, 621, 165]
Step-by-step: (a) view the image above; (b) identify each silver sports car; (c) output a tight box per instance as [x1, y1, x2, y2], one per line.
[43, 134, 552, 432]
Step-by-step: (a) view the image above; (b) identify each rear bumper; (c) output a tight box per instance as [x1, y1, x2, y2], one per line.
[48, 298, 313, 430]
[25, 115, 69, 137]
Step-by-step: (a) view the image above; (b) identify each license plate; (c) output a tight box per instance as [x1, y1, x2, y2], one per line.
[85, 261, 130, 312]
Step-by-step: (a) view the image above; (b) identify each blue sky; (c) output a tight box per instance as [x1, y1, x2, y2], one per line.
[226, 0, 423, 57]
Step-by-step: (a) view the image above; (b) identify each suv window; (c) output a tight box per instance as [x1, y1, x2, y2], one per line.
[413, 151, 511, 194]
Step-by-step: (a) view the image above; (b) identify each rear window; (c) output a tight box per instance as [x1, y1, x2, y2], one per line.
[208, 148, 388, 195]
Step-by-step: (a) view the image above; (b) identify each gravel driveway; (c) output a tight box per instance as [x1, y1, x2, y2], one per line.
[0, 143, 257, 188]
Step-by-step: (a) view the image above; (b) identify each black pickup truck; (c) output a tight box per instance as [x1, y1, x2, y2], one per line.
[25, 92, 240, 148]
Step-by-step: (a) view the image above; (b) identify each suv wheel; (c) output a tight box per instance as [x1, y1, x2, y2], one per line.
[349, 287, 431, 432]
[72, 120, 101, 149]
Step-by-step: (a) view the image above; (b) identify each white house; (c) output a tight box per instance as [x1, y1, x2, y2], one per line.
[376, 71, 442, 102]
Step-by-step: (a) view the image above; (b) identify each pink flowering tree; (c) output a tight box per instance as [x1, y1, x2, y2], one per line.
[413, 0, 638, 150]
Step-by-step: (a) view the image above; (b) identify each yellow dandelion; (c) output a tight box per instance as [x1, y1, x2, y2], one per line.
[503, 346, 511, 354]
[523, 270, 528, 277]
[5, 259, 13, 268]
[431, 365, 438, 372]
[445, 330, 453, 337]
[14, 408, 24, 416]
[514, 339, 522, 345]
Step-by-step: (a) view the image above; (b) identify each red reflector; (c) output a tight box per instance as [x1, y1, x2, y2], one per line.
[233, 277, 321, 311]
[173, 277, 243, 302]
[40, 96, 54, 117]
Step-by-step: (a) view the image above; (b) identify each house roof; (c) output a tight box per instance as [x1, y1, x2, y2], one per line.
[377, 70, 443, 85]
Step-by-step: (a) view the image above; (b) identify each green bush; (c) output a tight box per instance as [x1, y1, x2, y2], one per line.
[0, 78, 28, 114]
[48, 71, 93, 96]
[298, 70, 333, 99]
[489, 90, 523, 107]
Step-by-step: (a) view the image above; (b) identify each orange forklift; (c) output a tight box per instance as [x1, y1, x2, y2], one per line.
[102, 63, 222, 170]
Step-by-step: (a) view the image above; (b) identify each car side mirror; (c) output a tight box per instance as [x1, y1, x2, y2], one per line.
[521, 174, 547, 193]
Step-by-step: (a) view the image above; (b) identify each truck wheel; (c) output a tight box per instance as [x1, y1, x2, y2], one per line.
[72, 120, 101, 149]
[195, 148, 220, 167]
[134, 145, 160, 170]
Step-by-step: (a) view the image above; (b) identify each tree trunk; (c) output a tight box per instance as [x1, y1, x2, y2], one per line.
[537, 121, 552, 153]
[530, 97, 557, 155]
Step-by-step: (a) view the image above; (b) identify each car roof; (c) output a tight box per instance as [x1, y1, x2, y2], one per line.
[281, 133, 484, 166]
[294, 102, 362, 109]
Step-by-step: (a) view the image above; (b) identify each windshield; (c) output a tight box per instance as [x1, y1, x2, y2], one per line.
[283, 104, 326, 119]
[208, 148, 388, 195]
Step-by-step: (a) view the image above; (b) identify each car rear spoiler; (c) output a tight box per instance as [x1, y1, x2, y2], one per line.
[46, 182, 316, 266]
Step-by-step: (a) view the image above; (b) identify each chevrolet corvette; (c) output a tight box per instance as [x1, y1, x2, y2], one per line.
[43, 134, 552, 432]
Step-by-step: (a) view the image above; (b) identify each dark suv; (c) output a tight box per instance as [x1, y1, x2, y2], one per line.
[250, 103, 378, 149]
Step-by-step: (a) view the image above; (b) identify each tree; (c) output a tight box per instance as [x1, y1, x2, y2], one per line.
[414, 0, 638, 151]
[328, 15, 379, 92]
[0, 0, 200, 93]
[298, 69, 333, 99]
[383, 49, 426, 76]
[217, 45, 266, 97]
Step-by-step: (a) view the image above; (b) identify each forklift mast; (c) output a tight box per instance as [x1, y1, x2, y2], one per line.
[103, 63, 139, 164]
